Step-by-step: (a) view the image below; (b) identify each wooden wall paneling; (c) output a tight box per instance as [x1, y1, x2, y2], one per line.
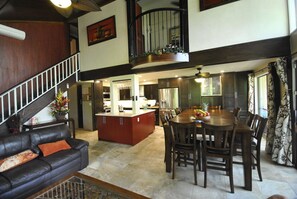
[222, 73, 235, 111]
[201, 96, 222, 107]
[188, 78, 201, 107]
[0, 22, 70, 94]
[236, 71, 249, 119]
[93, 81, 103, 130]
[179, 78, 189, 109]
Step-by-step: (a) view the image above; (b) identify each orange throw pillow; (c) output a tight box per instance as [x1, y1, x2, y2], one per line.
[0, 150, 38, 172]
[38, 140, 71, 157]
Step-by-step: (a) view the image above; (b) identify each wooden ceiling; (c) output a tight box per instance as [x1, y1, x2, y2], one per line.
[0, 0, 115, 24]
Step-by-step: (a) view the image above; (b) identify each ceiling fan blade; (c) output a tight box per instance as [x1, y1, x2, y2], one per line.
[72, 0, 101, 12]
[200, 73, 210, 78]
[54, 6, 73, 18]
[195, 67, 210, 78]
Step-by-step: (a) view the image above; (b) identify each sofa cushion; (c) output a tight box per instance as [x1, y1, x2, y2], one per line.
[0, 149, 38, 172]
[1, 159, 51, 188]
[38, 140, 71, 157]
[29, 124, 71, 148]
[0, 175, 11, 194]
[0, 133, 30, 158]
[66, 138, 89, 150]
[39, 149, 80, 170]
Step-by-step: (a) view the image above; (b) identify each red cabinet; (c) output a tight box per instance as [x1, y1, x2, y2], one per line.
[97, 111, 155, 145]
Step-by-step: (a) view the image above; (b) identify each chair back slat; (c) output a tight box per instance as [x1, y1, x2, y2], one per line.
[170, 121, 197, 147]
[253, 117, 268, 145]
[245, 112, 254, 127]
[202, 122, 237, 154]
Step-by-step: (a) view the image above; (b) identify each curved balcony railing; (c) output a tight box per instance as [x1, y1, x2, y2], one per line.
[128, 8, 189, 68]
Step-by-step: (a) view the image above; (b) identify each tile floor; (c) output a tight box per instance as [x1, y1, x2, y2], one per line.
[77, 126, 297, 199]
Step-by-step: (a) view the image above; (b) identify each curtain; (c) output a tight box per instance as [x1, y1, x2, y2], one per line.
[247, 74, 255, 113]
[271, 57, 293, 166]
[265, 63, 277, 154]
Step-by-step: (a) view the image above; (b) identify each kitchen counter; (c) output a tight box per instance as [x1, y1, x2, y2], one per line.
[96, 110, 155, 145]
[96, 109, 155, 117]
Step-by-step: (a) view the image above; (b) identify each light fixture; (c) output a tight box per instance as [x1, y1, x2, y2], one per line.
[0, 24, 26, 40]
[194, 67, 209, 83]
[194, 77, 205, 83]
[50, 0, 72, 8]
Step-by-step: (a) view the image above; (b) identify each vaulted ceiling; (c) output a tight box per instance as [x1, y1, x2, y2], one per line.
[0, 0, 115, 38]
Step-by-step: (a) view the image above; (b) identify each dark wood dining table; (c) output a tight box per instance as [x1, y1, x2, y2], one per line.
[166, 108, 253, 191]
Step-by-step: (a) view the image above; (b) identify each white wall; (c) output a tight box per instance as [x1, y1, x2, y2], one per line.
[78, 0, 290, 72]
[78, 0, 129, 72]
[288, 0, 297, 33]
[188, 0, 289, 52]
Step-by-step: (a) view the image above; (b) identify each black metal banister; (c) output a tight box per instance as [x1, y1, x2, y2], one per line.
[128, 8, 188, 62]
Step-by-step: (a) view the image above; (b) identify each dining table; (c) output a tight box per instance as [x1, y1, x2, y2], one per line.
[166, 108, 253, 191]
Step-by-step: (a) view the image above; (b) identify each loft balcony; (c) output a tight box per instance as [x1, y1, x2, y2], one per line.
[128, 7, 189, 68]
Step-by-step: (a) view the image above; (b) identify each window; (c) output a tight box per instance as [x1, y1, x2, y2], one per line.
[256, 75, 268, 118]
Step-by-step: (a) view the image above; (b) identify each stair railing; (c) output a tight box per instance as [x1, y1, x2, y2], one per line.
[0, 53, 80, 125]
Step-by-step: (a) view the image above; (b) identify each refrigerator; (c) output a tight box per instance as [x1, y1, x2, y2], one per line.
[159, 88, 179, 109]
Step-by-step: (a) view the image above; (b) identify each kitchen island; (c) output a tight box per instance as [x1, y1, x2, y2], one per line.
[96, 110, 155, 145]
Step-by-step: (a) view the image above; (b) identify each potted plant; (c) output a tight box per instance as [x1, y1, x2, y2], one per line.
[51, 89, 70, 120]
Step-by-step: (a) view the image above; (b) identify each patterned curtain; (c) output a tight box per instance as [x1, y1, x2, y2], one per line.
[271, 57, 293, 166]
[247, 73, 255, 113]
[265, 63, 277, 154]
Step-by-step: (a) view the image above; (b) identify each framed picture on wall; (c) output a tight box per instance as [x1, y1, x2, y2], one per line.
[200, 0, 239, 11]
[87, 16, 116, 46]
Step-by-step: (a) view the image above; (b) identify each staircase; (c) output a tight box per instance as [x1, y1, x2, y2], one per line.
[0, 53, 80, 126]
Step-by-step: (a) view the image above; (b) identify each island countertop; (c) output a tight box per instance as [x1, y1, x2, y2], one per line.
[95, 109, 155, 117]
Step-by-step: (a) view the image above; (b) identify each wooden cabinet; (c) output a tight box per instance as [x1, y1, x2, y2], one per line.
[144, 84, 158, 100]
[97, 111, 155, 145]
[222, 72, 249, 118]
[158, 78, 179, 88]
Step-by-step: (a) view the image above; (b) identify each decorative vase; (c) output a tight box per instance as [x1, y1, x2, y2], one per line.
[55, 113, 66, 120]
[202, 103, 208, 111]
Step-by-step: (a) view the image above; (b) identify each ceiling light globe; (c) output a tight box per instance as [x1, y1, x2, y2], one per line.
[50, 0, 72, 8]
[195, 78, 205, 83]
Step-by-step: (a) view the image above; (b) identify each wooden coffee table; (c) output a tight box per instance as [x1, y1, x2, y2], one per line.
[27, 172, 149, 199]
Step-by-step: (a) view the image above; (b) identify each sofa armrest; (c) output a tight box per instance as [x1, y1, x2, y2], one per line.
[66, 138, 89, 150]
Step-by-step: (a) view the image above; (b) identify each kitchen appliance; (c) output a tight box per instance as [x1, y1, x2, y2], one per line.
[159, 88, 179, 109]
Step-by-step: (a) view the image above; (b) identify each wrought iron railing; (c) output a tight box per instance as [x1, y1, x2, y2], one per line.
[0, 53, 80, 125]
[129, 8, 188, 61]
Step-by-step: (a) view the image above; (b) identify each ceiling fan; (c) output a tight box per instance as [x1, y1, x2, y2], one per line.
[50, 0, 101, 18]
[195, 67, 210, 83]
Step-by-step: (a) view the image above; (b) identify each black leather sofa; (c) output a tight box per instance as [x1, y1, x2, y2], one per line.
[0, 124, 89, 199]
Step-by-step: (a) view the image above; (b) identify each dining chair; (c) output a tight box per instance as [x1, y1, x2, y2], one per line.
[233, 107, 241, 119]
[245, 111, 255, 127]
[160, 111, 173, 126]
[201, 122, 237, 193]
[160, 112, 168, 126]
[234, 115, 267, 181]
[175, 107, 182, 115]
[170, 121, 199, 185]
[163, 124, 172, 164]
